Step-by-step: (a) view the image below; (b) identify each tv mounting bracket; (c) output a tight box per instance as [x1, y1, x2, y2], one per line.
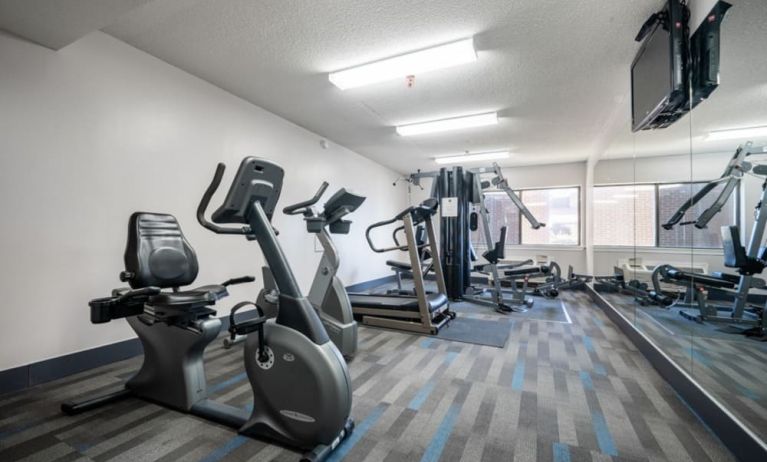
[635, 10, 669, 42]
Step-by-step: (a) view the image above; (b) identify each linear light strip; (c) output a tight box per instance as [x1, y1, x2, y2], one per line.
[328, 38, 476, 90]
[705, 126, 767, 141]
[434, 150, 510, 165]
[398, 112, 498, 136]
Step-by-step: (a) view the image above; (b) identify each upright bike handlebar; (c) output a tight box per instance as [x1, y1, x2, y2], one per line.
[283, 182, 329, 215]
[197, 163, 252, 235]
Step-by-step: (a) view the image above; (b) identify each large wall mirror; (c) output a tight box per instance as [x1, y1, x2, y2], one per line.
[593, 0, 767, 445]
[686, 0, 767, 443]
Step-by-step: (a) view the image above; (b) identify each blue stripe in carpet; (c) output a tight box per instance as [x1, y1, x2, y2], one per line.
[511, 358, 525, 391]
[736, 384, 759, 401]
[0, 417, 48, 440]
[591, 411, 617, 456]
[327, 404, 387, 462]
[583, 336, 594, 352]
[199, 435, 248, 462]
[208, 372, 247, 394]
[553, 442, 572, 462]
[409, 381, 436, 410]
[579, 371, 593, 391]
[593, 363, 606, 376]
[689, 348, 711, 368]
[420, 338, 435, 348]
[419, 405, 462, 462]
[444, 352, 459, 365]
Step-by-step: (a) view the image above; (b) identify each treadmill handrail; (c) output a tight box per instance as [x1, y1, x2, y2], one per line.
[366, 201, 437, 253]
[366, 215, 410, 253]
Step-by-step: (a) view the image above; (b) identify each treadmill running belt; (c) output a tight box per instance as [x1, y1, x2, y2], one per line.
[349, 294, 419, 311]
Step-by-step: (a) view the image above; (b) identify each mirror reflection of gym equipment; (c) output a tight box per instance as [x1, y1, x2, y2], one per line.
[1, 1, 766, 461]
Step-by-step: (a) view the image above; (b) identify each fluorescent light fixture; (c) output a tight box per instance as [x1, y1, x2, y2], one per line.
[594, 199, 618, 204]
[328, 38, 476, 90]
[705, 125, 767, 141]
[613, 194, 636, 199]
[434, 150, 509, 165]
[398, 112, 498, 136]
[658, 184, 682, 190]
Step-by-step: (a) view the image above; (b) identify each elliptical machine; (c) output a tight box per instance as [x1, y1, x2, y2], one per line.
[62, 158, 353, 462]
[254, 181, 364, 359]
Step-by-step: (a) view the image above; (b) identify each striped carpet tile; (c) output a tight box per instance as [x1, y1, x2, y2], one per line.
[0, 291, 735, 461]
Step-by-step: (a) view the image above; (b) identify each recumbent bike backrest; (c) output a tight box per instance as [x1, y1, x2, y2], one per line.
[122, 212, 199, 289]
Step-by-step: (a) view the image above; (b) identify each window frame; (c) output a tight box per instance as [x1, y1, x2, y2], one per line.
[475, 185, 582, 248]
[592, 180, 741, 250]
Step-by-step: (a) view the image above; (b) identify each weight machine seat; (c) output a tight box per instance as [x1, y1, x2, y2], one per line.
[497, 259, 534, 271]
[504, 265, 550, 277]
[351, 293, 448, 313]
[386, 260, 412, 271]
[665, 269, 736, 289]
[722, 225, 767, 275]
[709, 271, 741, 284]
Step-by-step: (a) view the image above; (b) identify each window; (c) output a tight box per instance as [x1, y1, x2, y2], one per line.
[521, 188, 580, 245]
[471, 192, 520, 248]
[593, 185, 656, 246]
[657, 182, 738, 248]
[593, 181, 738, 249]
[471, 187, 580, 247]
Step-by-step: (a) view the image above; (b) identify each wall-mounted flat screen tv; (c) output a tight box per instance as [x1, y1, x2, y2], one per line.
[631, 0, 689, 132]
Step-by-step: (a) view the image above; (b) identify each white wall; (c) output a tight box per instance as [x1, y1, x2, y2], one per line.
[594, 152, 732, 184]
[0, 31, 408, 370]
[592, 152, 743, 275]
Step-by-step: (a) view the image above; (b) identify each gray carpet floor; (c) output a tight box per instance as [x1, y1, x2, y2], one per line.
[0, 291, 735, 462]
[600, 290, 767, 445]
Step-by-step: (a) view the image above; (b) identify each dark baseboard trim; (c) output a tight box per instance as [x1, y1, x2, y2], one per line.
[0, 309, 260, 397]
[585, 284, 767, 462]
[345, 275, 396, 292]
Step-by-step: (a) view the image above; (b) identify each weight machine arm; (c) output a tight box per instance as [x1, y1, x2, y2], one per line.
[662, 143, 763, 230]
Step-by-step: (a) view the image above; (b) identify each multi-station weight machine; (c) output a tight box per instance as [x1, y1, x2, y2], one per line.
[407, 163, 560, 313]
[651, 142, 767, 336]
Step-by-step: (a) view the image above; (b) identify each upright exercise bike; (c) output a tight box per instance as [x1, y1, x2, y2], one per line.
[62, 157, 353, 462]
[255, 181, 365, 359]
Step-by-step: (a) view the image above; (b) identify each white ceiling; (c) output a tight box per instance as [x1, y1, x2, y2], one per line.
[101, 0, 666, 173]
[3, 1, 763, 172]
[0, 0, 152, 49]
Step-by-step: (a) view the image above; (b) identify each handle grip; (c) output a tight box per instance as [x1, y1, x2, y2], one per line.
[117, 286, 161, 303]
[222, 275, 256, 286]
[197, 163, 250, 235]
[366, 216, 410, 253]
[283, 181, 330, 215]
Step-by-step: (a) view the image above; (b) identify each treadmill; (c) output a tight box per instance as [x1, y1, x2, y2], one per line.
[349, 199, 455, 334]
